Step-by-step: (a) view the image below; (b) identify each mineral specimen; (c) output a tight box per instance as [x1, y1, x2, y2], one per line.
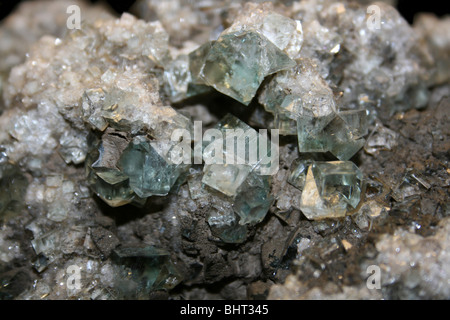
[0, 0, 448, 302]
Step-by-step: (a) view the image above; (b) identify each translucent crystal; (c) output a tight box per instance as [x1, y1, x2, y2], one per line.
[202, 164, 252, 198]
[164, 54, 191, 102]
[300, 161, 364, 220]
[112, 246, 183, 297]
[31, 230, 60, 271]
[297, 112, 366, 160]
[225, 2, 303, 59]
[364, 123, 399, 155]
[202, 114, 274, 197]
[338, 109, 369, 139]
[287, 158, 314, 190]
[233, 172, 273, 225]
[88, 169, 135, 207]
[258, 58, 366, 160]
[207, 204, 247, 244]
[58, 129, 88, 165]
[85, 132, 136, 207]
[118, 136, 185, 198]
[273, 113, 297, 136]
[258, 59, 337, 118]
[200, 30, 295, 105]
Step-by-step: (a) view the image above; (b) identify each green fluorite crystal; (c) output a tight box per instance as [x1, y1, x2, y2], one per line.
[118, 136, 185, 198]
[298, 161, 364, 220]
[87, 168, 136, 207]
[287, 158, 314, 190]
[85, 131, 137, 207]
[233, 172, 273, 225]
[207, 204, 247, 244]
[259, 59, 367, 159]
[200, 31, 295, 105]
[202, 164, 252, 197]
[112, 246, 183, 298]
[202, 114, 274, 196]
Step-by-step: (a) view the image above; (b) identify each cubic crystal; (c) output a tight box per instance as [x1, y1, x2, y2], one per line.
[200, 30, 295, 105]
[299, 161, 364, 220]
[112, 246, 183, 298]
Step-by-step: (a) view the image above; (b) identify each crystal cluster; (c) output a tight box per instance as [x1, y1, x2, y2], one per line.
[259, 58, 368, 160]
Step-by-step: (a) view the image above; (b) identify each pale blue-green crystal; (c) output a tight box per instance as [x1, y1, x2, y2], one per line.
[85, 134, 137, 207]
[207, 205, 247, 244]
[202, 114, 274, 196]
[338, 109, 369, 139]
[88, 169, 135, 207]
[273, 113, 297, 135]
[118, 136, 183, 198]
[233, 172, 273, 225]
[287, 158, 314, 190]
[300, 161, 363, 220]
[200, 31, 295, 105]
[297, 113, 366, 160]
[202, 164, 252, 197]
[112, 246, 183, 298]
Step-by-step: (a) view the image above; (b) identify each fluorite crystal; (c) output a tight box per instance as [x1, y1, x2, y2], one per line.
[207, 204, 247, 244]
[292, 161, 364, 220]
[364, 122, 399, 155]
[259, 58, 367, 160]
[112, 246, 183, 297]
[0, 0, 447, 301]
[233, 172, 273, 225]
[202, 114, 274, 196]
[118, 136, 185, 198]
[225, 2, 304, 59]
[200, 30, 295, 105]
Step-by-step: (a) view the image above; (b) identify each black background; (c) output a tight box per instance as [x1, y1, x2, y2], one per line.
[0, 0, 448, 24]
